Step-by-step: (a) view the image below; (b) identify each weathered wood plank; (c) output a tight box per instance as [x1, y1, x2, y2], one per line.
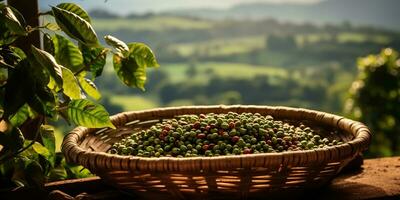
[318, 156, 400, 200]
[44, 156, 400, 200]
[2, 157, 399, 200]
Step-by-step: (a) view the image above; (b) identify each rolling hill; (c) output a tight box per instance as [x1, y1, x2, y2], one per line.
[166, 0, 400, 30]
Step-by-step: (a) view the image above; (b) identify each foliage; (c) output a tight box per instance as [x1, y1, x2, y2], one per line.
[0, 2, 158, 189]
[345, 48, 400, 157]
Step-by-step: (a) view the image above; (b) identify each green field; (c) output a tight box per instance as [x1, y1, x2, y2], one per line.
[92, 16, 214, 31]
[296, 32, 390, 46]
[172, 32, 382, 57]
[109, 95, 159, 111]
[337, 32, 390, 44]
[171, 36, 266, 57]
[161, 62, 287, 83]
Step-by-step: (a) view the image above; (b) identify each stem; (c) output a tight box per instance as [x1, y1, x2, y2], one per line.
[30, 25, 49, 30]
[57, 105, 69, 112]
[38, 11, 52, 16]
[73, 66, 88, 77]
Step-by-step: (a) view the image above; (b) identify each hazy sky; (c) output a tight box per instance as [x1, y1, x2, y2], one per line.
[40, 0, 322, 14]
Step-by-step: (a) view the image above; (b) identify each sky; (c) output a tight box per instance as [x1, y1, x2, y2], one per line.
[40, 0, 322, 15]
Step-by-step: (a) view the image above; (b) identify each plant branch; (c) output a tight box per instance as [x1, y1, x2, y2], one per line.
[38, 11, 52, 16]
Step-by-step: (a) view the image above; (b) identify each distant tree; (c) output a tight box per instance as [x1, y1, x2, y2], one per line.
[266, 34, 297, 52]
[126, 12, 155, 19]
[218, 91, 242, 105]
[146, 70, 170, 92]
[89, 9, 119, 19]
[344, 48, 400, 157]
[185, 63, 198, 78]
[391, 37, 400, 50]
[341, 20, 353, 31]
[100, 97, 124, 115]
[204, 67, 215, 77]
[159, 84, 178, 104]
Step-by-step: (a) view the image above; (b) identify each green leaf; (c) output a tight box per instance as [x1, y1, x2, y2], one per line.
[1, 46, 22, 63]
[61, 66, 83, 99]
[36, 85, 56, 104]
[39, 125, 55, 156]
[127, 43, 159, 68]
[17, 61, 57, 118]
[11, 157, 29, 187]
[32, 142, 50, 158]
[0, 59, 14, 69]
[0, 16, 18, 45]
[64, 164, 92, 179]
[29, 85, 57, 118]
[67, 99, 115, 129]
[79, 44, 107, 77]
[25, 160, 45, 188]
[0, 124, 24, 152]
[113, 53, 146, 90]
[53, 34, 84, 73]
[51, 6, 99, 46]
[27, 94, 46, 116]
[10, 46, 26, 60]
[104, 35, 129, 55]
[37, 153, 51, 176]
[8, 6, 26, 27]
[56, 3, 91, 24]
[112, 43, 159, 90]
[1, 7, 27, 35]
[3, 60, 31, 118]
[47, 76, 60, 91]
[9, 104, 29, 127]
[78, 76, 101, 100]
[48, 166, 67, 181]
[31, 46, 63, 88]
[43, 33, 55, 55]
[0, 67, 6, 86]
[19, 140, 38, 157]
[44, 23, 60, 31]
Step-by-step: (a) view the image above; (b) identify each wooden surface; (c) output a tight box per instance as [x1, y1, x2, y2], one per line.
[47, 156, 400, 200]
[322, 156, 400, 200]
[2, 156, 400, 200]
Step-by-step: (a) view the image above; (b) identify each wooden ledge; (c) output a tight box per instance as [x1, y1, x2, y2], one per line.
[321, 156, 400, 200]
[2, 156, 400, 200]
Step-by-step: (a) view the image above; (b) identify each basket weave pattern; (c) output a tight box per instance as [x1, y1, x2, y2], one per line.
[62, 105, 371, 199]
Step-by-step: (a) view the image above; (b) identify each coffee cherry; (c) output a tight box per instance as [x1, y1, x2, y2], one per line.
[243, 148, 252, 154]
[110, 112, 343, 157]
[197, 133, 206, 139]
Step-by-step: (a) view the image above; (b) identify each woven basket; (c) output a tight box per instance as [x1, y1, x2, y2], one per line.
[62, 105, 371, 200]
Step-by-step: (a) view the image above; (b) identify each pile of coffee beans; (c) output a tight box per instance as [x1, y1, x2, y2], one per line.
[109, 112, 342, 157]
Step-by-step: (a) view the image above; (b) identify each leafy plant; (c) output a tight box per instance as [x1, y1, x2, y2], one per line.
[0, 2, 159, 189]
[345, 48, 400, 157]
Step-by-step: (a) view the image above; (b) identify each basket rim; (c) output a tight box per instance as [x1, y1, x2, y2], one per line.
[62, 105, 372, 172]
